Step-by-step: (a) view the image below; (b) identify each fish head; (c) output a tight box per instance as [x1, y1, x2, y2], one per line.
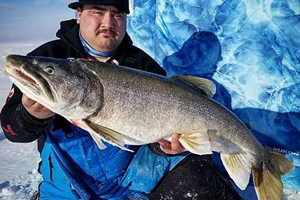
[3, 55, 103, 119]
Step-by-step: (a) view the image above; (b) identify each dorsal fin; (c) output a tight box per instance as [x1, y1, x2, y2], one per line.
[172, 76, 216, 98]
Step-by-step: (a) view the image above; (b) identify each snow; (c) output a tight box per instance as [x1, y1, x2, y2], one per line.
[0, 170, 41, 200]
[0, 42, 42, 200]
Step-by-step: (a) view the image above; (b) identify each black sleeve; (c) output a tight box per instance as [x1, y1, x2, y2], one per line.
[0, 85, 52, 143]
[148, 143, 168, 156]
[148, 143, 189, 157]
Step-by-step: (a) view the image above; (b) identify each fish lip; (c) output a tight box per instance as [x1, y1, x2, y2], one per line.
[22, 67, 55, 102]
[5, 63, 55, 103]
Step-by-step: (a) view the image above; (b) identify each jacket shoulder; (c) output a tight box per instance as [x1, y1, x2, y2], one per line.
[27, 40, 82, 58]
[120, 45, 166, 76]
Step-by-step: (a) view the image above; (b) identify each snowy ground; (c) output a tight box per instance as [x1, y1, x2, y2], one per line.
[0, 42, 42, 200]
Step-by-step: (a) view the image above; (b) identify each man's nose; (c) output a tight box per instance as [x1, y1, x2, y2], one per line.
[101, 12, 115, 29]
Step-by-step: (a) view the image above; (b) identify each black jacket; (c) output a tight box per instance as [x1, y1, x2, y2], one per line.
[0, 19, 166, 153]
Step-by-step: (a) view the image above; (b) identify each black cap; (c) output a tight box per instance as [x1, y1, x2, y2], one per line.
[68, 0, 130, 14]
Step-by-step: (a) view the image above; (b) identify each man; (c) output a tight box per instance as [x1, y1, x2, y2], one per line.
[0, 0, 242, 199]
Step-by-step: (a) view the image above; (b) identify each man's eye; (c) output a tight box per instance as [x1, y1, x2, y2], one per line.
[115, 14, 124, 19]
[93, 11, 104, 15]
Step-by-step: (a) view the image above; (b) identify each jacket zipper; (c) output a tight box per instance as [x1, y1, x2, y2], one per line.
[48, 156, 54, 182]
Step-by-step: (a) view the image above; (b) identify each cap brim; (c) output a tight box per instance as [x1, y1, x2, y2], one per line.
[68, 2, 82, 9]
[68, 1, 130, 14]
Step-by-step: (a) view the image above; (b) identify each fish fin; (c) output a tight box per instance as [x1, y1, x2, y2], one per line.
[252, 147, 294, 200]
[88, 130, 107, 149]
[265, 146, 294, 176]
[172, 76, 216, 98]
[220, 152, 252, 190]
[207, 129, 222, 148]
[67, 119, 107, 149]
[179, 130, 212, 155]
[82, 119, 133, 152]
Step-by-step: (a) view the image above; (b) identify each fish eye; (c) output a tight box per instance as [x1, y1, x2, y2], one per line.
[68, 58, 75, 62]
[45, 66, 55, 74]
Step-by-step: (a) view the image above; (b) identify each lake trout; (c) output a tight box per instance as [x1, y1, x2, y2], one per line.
[3, 55, 294, 200]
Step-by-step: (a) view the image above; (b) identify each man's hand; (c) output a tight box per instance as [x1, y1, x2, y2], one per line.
[158, 134, 186, 155]
[22, 94, 55, 120]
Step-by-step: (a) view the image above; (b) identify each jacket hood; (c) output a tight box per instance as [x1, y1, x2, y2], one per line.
[56, 19, 133, 57]
[56, 19, 84, 55]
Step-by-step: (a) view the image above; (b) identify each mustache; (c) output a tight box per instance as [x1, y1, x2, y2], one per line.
[98, 28, 117, 37]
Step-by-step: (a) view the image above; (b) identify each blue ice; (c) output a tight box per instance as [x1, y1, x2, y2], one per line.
[127, 0, 300, 198]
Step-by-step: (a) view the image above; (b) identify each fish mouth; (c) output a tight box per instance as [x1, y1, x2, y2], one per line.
[4, 64, 55, 103]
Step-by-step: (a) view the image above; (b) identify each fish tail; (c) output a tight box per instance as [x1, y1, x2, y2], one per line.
[252, 147, 294, 200]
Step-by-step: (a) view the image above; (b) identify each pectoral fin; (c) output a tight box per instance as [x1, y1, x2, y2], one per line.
[82, 119, 133, 152]
[179, 130, 212, 155]
[89, 130, 107, 149]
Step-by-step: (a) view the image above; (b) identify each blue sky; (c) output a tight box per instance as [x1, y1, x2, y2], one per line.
[0, 0, 75, 43]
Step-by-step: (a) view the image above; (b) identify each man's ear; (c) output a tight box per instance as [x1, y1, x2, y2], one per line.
[76, 7, 82, 24]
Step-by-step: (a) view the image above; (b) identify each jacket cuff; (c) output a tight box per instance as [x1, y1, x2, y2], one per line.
[18, 104, 52, 130]
[147, 143, 169, 156]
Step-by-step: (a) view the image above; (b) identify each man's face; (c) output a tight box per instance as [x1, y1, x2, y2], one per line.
[77, 5, 127, 52]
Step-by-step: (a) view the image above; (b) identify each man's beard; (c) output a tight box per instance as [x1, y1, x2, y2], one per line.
[98, 40, 119, 52]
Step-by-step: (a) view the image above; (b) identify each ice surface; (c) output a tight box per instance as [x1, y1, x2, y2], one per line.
[0, 42, 42, 199]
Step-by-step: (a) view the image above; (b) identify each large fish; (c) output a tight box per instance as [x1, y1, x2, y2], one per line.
[3, 55, 294, 200]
